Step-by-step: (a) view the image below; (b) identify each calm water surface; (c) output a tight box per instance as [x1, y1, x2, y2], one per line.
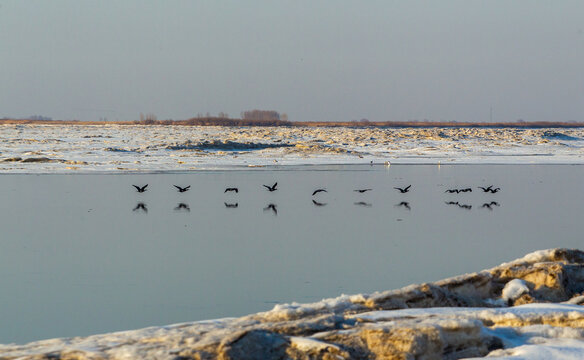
[1, 164, 583, 344]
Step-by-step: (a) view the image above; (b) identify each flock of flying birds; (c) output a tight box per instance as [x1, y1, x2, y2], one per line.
[130, 183, 501, 214]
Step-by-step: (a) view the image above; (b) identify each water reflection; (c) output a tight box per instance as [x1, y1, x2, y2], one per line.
[444, 201, 472, 210]
[263, 203, 278, 215]
[224, 202, 239, 208]
[174, 203, 190, 212]
[133, 202, 148, 213]
[312, 199, 327, 207]
[354, 201, 372, 207]
[395, 201, 411, 210]
[482, 201, 501, 210]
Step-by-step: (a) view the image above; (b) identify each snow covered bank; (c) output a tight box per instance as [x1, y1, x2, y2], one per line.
[3, 125, 584, 172]
[2, 248, 584, 359]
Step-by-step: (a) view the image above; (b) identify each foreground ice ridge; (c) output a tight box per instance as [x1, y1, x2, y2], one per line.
[3, 249, 584, 359]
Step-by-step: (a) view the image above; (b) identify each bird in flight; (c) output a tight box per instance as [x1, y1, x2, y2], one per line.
[489, 188, 501, 193]
[133, 184, 148, 193]
[312, 189, 327, 196]
[224, 202, 239, 208]
[354, 189, 372, 193]
[225, 187, 239, 193]
[478, 185, 494, 192]
[354, 201, 372, 207]
[445, 189, 460, 193]
[394, 185, 411, 193]
[263, 182, 278, 192]
[174, 185, 191, 193]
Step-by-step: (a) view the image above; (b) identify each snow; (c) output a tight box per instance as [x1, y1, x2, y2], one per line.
[502, 280, 530, 302]
[2, 125, 584, 173]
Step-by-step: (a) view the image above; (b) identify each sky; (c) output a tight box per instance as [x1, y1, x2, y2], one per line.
[1, 1, 583, 122]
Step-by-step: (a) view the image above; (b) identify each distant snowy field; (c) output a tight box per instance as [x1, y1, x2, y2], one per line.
[2, 125, 584, 172]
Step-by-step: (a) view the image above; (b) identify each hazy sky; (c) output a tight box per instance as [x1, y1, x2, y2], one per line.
[1, 1, 583, 122]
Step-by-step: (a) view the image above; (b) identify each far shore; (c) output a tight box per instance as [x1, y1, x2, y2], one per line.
[2, 118, 584, 128]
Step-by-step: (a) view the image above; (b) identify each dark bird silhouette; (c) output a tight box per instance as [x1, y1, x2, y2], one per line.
[133, 184, 148, 193]
[354, 201, 372, 207]
[489, 188, 501, 193]
[478, 185, 494, 192]
[224, 187, 239, 193]
[394, 185, 411, 193]
[224, 202, 239, 208]
[264, 203, 277, 215]
[482, 201, 501, 210]
[312, 199, 327, 207]
[354, 189, 372, 193]
[395, 201, 411, 210]
[445, 189, 460, 193]
[133, 202, 148, 212]
[174, 203, 190, 212]
[263, 182, 278, 192]
[312, 189, 327, 196]
[445, 201, 472, 210]
[174, 185, 190, 193]
[460, 188, 473, 193]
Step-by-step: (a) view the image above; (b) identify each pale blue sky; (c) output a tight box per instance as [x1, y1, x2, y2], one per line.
[1, 1, 583, 122]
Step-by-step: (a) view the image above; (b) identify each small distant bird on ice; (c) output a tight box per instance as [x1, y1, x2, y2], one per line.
[354, 189, 372, 193]
[133, 184, 148, 193]
[394, 185, 411, 193]
[224, 187, 239, 193]
[312, 189, 327, 196]
[174, 185, 190, 193]
[263, 182, 278, 192]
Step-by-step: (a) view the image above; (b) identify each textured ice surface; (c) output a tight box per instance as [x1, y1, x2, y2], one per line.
[3, 248, 584, 359]
[2, 125, 584, 172]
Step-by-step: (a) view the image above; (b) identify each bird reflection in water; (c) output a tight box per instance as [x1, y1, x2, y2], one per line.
[133, 202, 148, 213]
[174, 203, 190, 212]
[482, 201, 501, 210]
[224, 202, 239, 208]
[445, 201, 472, 210]
[312, 199, 327, 207]
[395, 201, 411, 210]
[354, 201, 372, 207]
[264, 203, 278, 215]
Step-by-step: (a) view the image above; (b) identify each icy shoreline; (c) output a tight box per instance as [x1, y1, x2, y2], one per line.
[2, 125, 584, 172]
[3, 248, 584, 359]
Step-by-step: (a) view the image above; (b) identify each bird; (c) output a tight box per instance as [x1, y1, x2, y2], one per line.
[174, 203, 190, 212]
[312, 199, 327, 206]
[312, 189, 327, 196]
[395, 201, 411, 210]
[489, 188, 501, 194]
[482, 201, 500, 210]
[445, 201, 472, 210]
[174, 185, 190, 193]
[133, 184, 148, 193]
[133, 202, 147, 212]
[478, 186, 494, 192]
[460, 188, 473, 193]
[263, 182, 278, 192]
[445, 189, 460, 193]
[354, 189, 372, 193]
[224, 202, 238, 208]
[224, 187, 239, 193]
[394, 185, 411, 193]
[264, 203, 277, 215]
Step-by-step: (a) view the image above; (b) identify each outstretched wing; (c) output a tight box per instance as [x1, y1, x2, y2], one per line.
[404, 185, 411, 191]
